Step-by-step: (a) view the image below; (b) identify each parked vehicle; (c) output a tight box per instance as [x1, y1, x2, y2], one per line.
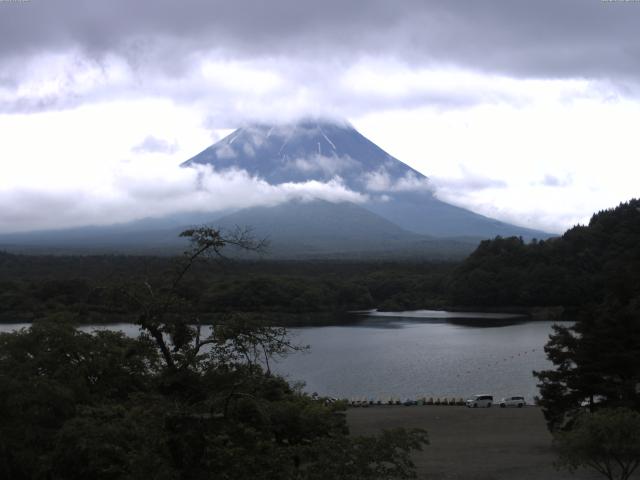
[499, 396, 526, 408]
[580, 395, 605, 408]
[466, 394, 493, 408]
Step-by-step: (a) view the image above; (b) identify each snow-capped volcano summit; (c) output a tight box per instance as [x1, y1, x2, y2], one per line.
[183, 119, 547, 240]
[182, 119, 427, 193]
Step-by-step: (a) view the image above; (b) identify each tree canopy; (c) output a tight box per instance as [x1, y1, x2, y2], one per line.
[534, 299, 640, 430]
[554, 408, 640, 480]
[0, 227, 428, 480]
[448, 199, 640, 311]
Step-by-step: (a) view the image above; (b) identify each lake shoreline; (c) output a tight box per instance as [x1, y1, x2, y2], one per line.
[0, 305, 569, 326]
[377, 304, 566, 320]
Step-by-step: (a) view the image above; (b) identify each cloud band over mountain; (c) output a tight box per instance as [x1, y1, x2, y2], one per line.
[0, 162, 368, 234]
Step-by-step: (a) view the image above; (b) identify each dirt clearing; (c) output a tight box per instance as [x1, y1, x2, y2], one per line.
[347, 406, 607, 480]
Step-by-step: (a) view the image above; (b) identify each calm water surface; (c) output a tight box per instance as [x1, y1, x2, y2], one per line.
[0, 310, 565, 403]
[272, 311, 563, 403]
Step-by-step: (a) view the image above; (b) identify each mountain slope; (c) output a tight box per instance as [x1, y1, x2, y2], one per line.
[365, 191, 546, 238]
[183, 120, 423, 190]
[184, 119, 550, 240]
[0, 200, 477, 259]
[212, 200, 476, 258]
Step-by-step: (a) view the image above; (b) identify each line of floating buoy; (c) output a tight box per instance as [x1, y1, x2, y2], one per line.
[455, 348, 542, 376]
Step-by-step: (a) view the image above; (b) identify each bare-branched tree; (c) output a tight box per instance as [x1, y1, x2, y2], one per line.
[120, 226, 301, 374]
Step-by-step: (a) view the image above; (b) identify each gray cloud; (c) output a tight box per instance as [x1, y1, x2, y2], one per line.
[131, 135, 179, 154]
[1, 51, 617, 123]
[1, 1, 639, 80]
[539, 174, 573, 187]
[1, 1, 636, 120]
[430, 172, 508, 194]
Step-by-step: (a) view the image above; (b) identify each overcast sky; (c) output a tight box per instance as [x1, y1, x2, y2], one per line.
[1, 0, 639, 234]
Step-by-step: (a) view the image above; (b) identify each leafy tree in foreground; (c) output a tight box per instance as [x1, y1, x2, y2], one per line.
[0, 226, 428, 480]
[0, 322, 161, 480]
[534, 298, 640, 431]
[554, 408, 640, 480]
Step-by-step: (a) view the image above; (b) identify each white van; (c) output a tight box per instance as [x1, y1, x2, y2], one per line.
[466, 394, 493, 408]
[500, 396, 525, 408]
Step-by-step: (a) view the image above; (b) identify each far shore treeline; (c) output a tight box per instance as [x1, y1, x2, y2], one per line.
[0, 255, 454, 324]
[1, 199, 639, 325]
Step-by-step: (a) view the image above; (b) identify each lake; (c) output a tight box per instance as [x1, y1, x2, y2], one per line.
[0, 310, 564, 403]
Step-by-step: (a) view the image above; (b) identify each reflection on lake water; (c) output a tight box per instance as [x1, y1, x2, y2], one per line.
[0, 310, 565, 403]
[273, 311, 563, 403]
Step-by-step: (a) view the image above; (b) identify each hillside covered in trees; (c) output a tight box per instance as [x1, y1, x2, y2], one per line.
[447, 199, 640, 314]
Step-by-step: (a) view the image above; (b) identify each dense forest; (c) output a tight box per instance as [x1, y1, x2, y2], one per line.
[447, 199, 640, 315]
[0, 254, 454, 324]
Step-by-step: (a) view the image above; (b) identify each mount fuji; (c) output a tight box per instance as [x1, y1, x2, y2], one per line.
[0, 119, 550, 257]
[183, 119, 547, 239]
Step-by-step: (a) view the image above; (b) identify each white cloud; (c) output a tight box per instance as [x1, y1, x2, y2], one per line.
[199, 60, 283, 96]
[288, 154, 358, 176]
[216, 143, 237, 159]
[0, 162, 367, 234]
[0, 46, 639, 235]
[242, 143, 255, 157]
[364, 168, 431, 193]
[429, 166, 507, 193]
[354, 99, 640, 233]
[132, 135, 178, 154]
[3, 49, 622, 122]
[276, 177, 366, 204]
[431, 184, 603, 235]
[0, 101, 366, 234]
[341, 59, 606, 108]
